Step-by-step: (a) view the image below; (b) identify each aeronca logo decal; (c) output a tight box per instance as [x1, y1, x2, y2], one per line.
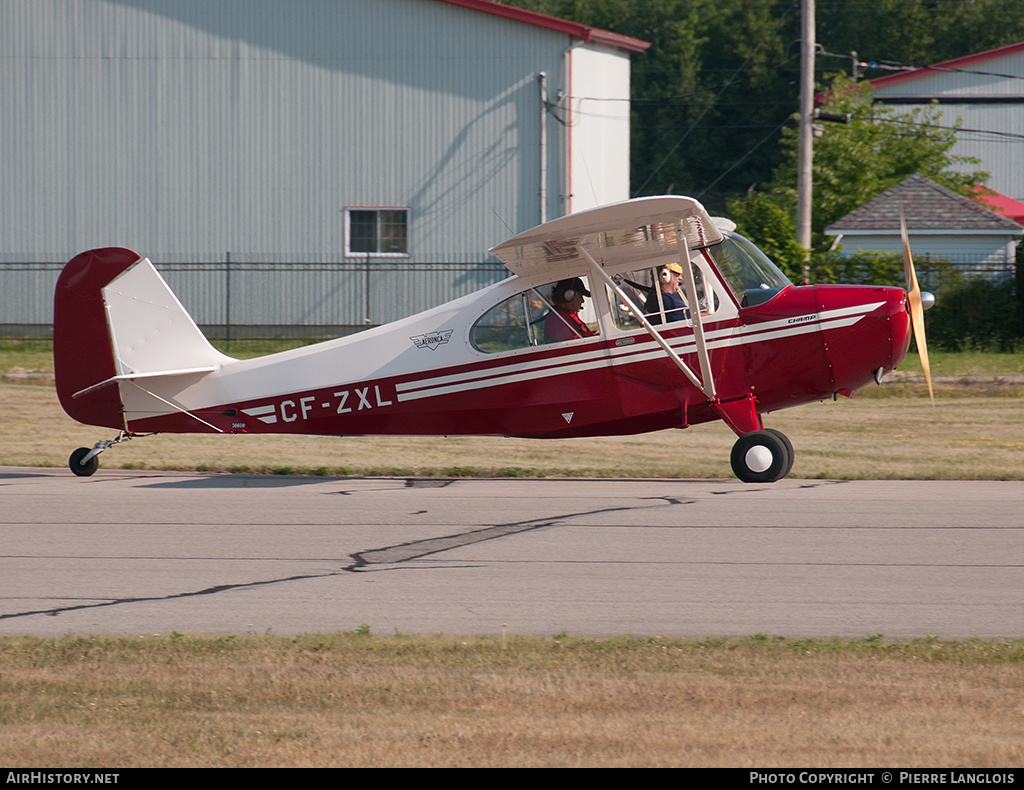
[411, 329, 453, 351]
[392, 302, 884, 405]
[240, 384, 395, 425]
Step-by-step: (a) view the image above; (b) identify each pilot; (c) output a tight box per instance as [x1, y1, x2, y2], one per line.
[544, 278, 597, 343]
[644, 263, 689, 324]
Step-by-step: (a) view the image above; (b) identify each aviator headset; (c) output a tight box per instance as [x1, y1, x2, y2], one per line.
[659, 263, 684, 285]
[552, 280, 590, 304]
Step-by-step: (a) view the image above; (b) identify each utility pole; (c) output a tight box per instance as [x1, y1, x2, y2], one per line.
[796, 0, 815, 261]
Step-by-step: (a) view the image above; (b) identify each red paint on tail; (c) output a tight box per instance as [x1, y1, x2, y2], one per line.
[53, 248, 141, 429]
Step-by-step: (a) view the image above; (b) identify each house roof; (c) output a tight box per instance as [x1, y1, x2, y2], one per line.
[435, 1, 650, 53]
[973, 184, 1024, 225]
[868, 40, 1024, 91]
[814, 40, 1024, 104]
[824, 174, 1024, 234]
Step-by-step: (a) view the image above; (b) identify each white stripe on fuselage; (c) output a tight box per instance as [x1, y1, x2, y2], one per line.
[394, 302, 884, 403]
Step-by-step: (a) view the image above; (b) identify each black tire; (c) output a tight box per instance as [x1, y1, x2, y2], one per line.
[730, 430, 791, 483]
[69, 447, 99, 477]
[763, 428, 795, 479]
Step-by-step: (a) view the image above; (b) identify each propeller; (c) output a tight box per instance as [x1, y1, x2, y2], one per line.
[899, 206, 935, 404]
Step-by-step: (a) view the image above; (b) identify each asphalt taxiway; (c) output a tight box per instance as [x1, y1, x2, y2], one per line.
[1, 467, 1021, 639]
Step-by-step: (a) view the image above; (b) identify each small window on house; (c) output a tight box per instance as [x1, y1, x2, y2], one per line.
[346, 208, 409, 256]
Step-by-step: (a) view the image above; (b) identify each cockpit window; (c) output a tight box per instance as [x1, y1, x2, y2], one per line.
[471, 278, 598, 353]
[707, 232, 792, 307]
[607, 262, 719, 330]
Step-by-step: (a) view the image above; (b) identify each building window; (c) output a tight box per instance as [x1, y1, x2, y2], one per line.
[346, 208, 409, 256]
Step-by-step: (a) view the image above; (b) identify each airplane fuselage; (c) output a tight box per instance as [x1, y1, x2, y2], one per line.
[117, 280, 912, 440]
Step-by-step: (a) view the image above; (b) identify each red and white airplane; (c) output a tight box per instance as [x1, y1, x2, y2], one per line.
[54, 196, 932, 481]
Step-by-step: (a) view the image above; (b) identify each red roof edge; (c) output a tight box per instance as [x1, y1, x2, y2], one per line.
[973, 184, 1024, 225]
[434, 0, 651, 53]
[869, 40, 1024, 90]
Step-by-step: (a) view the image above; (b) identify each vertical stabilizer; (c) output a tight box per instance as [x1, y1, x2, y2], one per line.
[102, 257, 229, 377]
[54, 248, 229, 429]
[54, 248, 141, 429]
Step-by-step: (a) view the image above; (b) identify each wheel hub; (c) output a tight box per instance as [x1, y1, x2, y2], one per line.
[744, 445, 774, 473]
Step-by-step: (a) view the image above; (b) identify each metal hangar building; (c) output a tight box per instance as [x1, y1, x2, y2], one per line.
[0, 0, 649, 333]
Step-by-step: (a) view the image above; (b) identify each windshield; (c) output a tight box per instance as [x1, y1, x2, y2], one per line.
[707, 232, 792, 305]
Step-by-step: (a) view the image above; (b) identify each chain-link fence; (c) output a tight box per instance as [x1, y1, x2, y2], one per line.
[1, 259, 509, 341]
[3, 254, 1020, 349]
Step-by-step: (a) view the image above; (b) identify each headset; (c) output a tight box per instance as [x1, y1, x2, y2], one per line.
[659, 265, 683, 285]
[552, 280, 588, 304]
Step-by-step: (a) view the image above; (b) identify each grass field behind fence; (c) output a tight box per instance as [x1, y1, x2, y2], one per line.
[2, 341, 1022, 479]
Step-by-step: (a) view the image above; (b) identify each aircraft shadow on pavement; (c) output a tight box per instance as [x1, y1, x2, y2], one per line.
[141, 474, 339, 489]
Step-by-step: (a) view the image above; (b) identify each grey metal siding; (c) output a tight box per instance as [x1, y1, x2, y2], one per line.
[1, 0, 569, 266]
[1, 261, 508, 336]
[872, 53, 1024, 201]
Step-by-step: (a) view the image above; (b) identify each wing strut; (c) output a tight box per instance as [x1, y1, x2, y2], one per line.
[579, 246, 717, 400]
[678, 247, 716, 400]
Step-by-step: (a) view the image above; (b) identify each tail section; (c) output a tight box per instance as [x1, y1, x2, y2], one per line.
[54, 248, 229, 429]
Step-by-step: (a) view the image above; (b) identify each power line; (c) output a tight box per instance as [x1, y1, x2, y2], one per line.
[872, 117, 1024, 141]
[697, 118, 792, 198]
[632, 48, 769, 196]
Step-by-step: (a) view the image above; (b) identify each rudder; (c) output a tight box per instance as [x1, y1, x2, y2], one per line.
[54, 248, 141, 429]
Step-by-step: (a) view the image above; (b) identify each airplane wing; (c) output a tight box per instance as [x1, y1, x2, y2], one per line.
[489, 195, 723, 278]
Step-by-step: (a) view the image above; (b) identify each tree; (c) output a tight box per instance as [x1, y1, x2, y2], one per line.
[514, 0, 1024, 213]
[514, 0, 797, 206]
[726, 76, 988, 275]
[818, 0, 1024, 70]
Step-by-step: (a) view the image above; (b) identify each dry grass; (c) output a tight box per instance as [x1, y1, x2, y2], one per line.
[2, 379, 1023, 479]
[3, 340, 1023, 480]
[4, 341, 1023, 480]
[1, 633, 1022, 768]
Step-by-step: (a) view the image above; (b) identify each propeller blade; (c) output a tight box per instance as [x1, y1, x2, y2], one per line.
[900, 207, 934, 404]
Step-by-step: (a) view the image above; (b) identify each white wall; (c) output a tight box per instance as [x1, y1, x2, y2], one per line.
[562, 44, 633, 214]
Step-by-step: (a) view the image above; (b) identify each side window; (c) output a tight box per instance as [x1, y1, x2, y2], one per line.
[345, 208, 409, 256]
[471, 292, 534, 353]
[607, 263, 718, 329]
[471, 278, 599, 353]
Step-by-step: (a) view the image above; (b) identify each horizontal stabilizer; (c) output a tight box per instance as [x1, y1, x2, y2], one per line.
[72, 366, 219, 400]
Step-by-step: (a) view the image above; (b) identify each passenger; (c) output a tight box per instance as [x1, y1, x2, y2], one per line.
[644, 263, 689, 324]
[544, 278, 597, 343]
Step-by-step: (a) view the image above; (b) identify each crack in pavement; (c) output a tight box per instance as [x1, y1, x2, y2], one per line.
[1, 492, 692, 621]
[346, 501, 677, 570]
[0, 572, 345, 622]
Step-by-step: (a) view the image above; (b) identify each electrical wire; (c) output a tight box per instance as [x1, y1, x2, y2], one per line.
[696, 117, 792, 198]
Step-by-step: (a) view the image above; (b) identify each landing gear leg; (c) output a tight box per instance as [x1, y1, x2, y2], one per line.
[68, 431, 137, 477]
[730, 429, 794, 483]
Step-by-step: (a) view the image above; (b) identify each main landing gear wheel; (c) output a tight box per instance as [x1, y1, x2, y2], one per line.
[763, 428, 795, 480]
[69, 447, 99, 477]
[730, 430, 794, 483]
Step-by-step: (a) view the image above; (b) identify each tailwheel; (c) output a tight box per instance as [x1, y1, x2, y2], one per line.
[66, 431, 141, 477]
[69, 447, 100, 477]
[730, 430, 793, 483]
